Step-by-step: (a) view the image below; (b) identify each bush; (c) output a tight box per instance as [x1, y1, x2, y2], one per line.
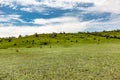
[16, 49, 19, 52]
[93, 37, 96, 40]
[8, 38, 12, 42]
[26, 45, 32, 48]
[18, 35, 22, 38]
[34, 33, 39, 37]
[14, 43, 17, 46]
[40, 46, 42, 48]
[76, 40, 78, 43]
[50, 32, 57, 38]
[40, 42, 48, 45]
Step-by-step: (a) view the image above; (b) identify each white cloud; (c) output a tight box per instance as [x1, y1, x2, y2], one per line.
[85, 16, 120, 31]
[20, 8, 33, 12]
[0, 22, 87, 37]
[38, 0, 120, 13]
[0, 15, 119, 37]
[0, 17, 119, 37]
[88, 0, 120, 13]
[20, 6, 46, 12]
[0, 14, 25, 23]
[33, 17, 78, 25]
[0, 0, 119, 13]
[0, 16, 89, 37]
[0, 0, 40, 6]
[0, 0, 120, 37]
[16, 0, 40, 6]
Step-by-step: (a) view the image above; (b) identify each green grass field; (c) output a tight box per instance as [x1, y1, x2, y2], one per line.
[0, 30, 120, 80]
[0, 42, 120, 80]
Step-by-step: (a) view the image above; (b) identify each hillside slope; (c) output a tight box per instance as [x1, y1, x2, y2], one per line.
[0, 30, 120, 49]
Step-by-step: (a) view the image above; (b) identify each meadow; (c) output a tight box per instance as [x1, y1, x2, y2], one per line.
[0, 30, 120, 80]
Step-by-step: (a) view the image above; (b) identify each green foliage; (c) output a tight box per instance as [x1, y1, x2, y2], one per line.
[0, 30, 119, 49]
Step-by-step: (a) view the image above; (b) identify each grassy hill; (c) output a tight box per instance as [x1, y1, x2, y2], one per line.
[0, 30, 120, 49]
[0, 30, 120, 80]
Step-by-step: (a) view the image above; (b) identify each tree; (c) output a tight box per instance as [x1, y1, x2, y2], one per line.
[34, 33, 39, 37]
[18, 35, 22, 38]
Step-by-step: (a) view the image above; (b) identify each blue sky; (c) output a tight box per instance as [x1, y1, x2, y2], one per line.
[0, 0, 120, 37]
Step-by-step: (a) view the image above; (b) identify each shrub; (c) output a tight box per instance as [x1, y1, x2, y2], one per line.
[26, 40, 29, 43]
[56, 41, 59, 43]
[14, 43, 17, 46]
[34, 33, 39, 37]
[93, 37, 96, 40]
[18, 35, 22, 38]
[26, 45, 32, 48]
[32, 40, 35, 44]
[43, 42, 48, 45]
[40, 42, 48, 45]
[50, 32, 57, 38]
[71, 40, 73, 42]
[16, 49, 19, 52]
[0, 39, 2, 42]
[76, 40, 78, 43]
[40, 46, 42, 48]
[7, 38, 12, 42]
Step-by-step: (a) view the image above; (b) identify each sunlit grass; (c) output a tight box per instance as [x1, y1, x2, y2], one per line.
[0, 43, 120, 80]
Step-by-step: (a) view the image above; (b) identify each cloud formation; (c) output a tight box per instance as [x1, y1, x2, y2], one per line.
[0, 0, 120, 37]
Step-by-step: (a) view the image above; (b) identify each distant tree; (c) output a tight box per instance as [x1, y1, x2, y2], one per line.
[32, 40, 35, 44]
[26, 40, 29, 43]
[93, 37, 96, 40]
[63, 32, 65, 34]
[7, 37, 12, 42]
[98, 39, 100, 42]
[87, 35, 90, 37]
[43, 42, 48, 45]
[86, 31, 90, 34]
[18, 35, 22, 38]
[104, 34, 109, 39]
[34, 33, 39, 37]
[25, 35, 28, 37]
[67, 38, 70, 40]
[14, 43, 17, 46]
[103, 30, 106, 32]
[40, 41, 48, 45]
[116, 29, 120, 32]
[78, 32, 81, 34]
[76, 40, 78, 43]
[56, 41, 59, 43]
[50, 32, 57, 38]
[59, 32, 65, 34]
[71, 40, 73, 42]
[0, 39, 2, 42]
